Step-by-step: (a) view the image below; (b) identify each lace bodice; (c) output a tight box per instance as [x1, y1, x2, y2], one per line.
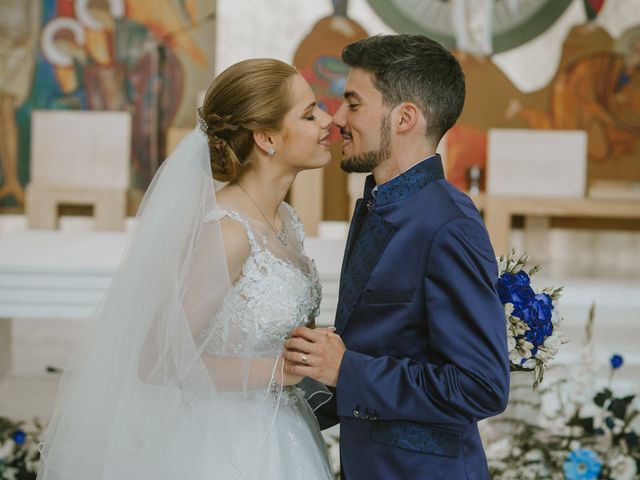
[200, 203, 322, 356]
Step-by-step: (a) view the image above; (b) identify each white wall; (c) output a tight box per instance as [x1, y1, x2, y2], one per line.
[216, 0, 640, 92]
[215, 0, 392, 73]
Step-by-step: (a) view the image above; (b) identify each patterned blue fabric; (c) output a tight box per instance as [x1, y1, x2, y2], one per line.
[370, 154, 444, 208]
[336, 154, 444, 333]
[371, 421, 461, 457]
[335, 212, 397, 334]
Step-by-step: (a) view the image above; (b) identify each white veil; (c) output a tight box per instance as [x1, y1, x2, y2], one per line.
[37, 128, 317, 479]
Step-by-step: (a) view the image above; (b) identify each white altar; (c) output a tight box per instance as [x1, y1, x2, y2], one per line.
[0, 229, 345, 379]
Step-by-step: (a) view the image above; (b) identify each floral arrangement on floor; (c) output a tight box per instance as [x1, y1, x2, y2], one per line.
[0, 417, 42, 480]
[485, 306, 639, 480]
[324, 432, 341, 480]
[498, 249, 568, 388]
[487, 354, 639, 479]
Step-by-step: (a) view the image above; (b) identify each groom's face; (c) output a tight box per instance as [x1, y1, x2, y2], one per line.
[333, 68, 391, 173]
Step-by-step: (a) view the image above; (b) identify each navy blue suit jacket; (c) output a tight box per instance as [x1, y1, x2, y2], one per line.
[318, 155, 510, 480]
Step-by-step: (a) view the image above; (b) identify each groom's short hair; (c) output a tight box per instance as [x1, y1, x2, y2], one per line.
[342, 34, 465, 143]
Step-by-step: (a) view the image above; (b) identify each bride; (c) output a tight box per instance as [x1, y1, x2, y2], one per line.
[37, 59, 335, 479]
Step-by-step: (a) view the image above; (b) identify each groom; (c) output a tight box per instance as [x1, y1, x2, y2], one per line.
[285, 34, 509, 479]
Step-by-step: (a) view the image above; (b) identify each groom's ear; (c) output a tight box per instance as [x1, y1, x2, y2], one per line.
[253, 130, 276, 155]
[394, 102, 423, 134]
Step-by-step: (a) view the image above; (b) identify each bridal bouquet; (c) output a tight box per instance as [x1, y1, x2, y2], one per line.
[497, 250, 567, 388]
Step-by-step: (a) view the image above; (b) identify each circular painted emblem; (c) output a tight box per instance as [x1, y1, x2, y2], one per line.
[367, 0, 573, 53]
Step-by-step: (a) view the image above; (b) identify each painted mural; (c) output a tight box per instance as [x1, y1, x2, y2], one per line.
[443, 1, 640, 191]
[0, 0, 214, 211]
[445, 21, 640, 191]
[293, 0, 367, 220]
[506, 26, 640, 166]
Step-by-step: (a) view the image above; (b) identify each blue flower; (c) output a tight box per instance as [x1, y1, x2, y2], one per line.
[513, 270, 530, 287]
[523, 325, 546, 348]
[563, 449, 602, 480]
[498, 272, 534, 305]
[605, 416, 615, 429]
[509, 292, 554, 351]
[12, 429, 26, 445]
[610, 354, 624, 369]
[497, 273, 515, 303]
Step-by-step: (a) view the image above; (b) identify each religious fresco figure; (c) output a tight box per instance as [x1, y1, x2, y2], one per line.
[1, 0, 211, 211]
[0, 0, 39, 207]
[444, 20, 640, 192]
[506, 26, 640, 164]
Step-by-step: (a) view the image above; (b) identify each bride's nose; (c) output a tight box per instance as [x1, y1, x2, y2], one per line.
[319, 109, 332, 128]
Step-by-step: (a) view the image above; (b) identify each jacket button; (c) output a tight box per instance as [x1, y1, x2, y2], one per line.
[353, 409, 360, 418]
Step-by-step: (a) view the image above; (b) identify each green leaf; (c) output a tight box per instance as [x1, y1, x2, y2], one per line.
[593, 388, 612, 407]
[567, 414, 594, 433]
[608, 397, 632, 420]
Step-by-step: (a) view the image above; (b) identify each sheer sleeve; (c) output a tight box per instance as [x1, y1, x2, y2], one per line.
[176, 208, 287, 392]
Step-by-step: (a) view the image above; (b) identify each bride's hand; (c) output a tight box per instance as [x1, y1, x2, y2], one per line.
[281, 370, 305, 386]
[276, 355, 304, 386]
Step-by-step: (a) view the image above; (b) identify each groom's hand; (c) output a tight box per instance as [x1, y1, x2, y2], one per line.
[284, 326, 346, 387]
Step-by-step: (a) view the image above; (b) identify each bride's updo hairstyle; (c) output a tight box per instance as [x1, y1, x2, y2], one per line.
[200, 59, 298, 182]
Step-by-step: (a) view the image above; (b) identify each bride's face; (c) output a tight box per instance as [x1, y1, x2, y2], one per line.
[274, 74, 332, 171]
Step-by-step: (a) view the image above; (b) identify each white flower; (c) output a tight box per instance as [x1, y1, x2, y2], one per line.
[508, 334, 535, 367]
[609, 454, 637, 480]
[0, 439, 16, 460]
[520, 358, 536, 369]
[485, 437, 511, 460]
[25, 441, 42, 472]
[535, 350, 553, 365]
[508, 316, 529, 337]
[504, 303, 514, 317]
[1, 466, 18, 480]
[519, 338, 534, 354]
[544, 335, 563, 352]
[497, 255, 508, 272]
[325, 435, 340, 475]
[523, 449, 544, 462]
[488, 458, 507, 473]
[509, 343, 533, 366]
[535, 334, 564, 364]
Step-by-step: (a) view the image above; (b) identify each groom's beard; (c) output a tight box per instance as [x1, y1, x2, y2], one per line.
[340, 114, 391, 173]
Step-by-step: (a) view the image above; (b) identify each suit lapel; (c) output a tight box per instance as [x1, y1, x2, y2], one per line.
[335, 211, 397, 334]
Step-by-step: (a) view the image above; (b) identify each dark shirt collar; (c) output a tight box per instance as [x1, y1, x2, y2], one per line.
[363, 154, 444, 207]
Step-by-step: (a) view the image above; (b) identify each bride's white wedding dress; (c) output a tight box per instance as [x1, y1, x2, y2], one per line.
[37, 129, 333, 480]
[198, 205, 333, 478]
